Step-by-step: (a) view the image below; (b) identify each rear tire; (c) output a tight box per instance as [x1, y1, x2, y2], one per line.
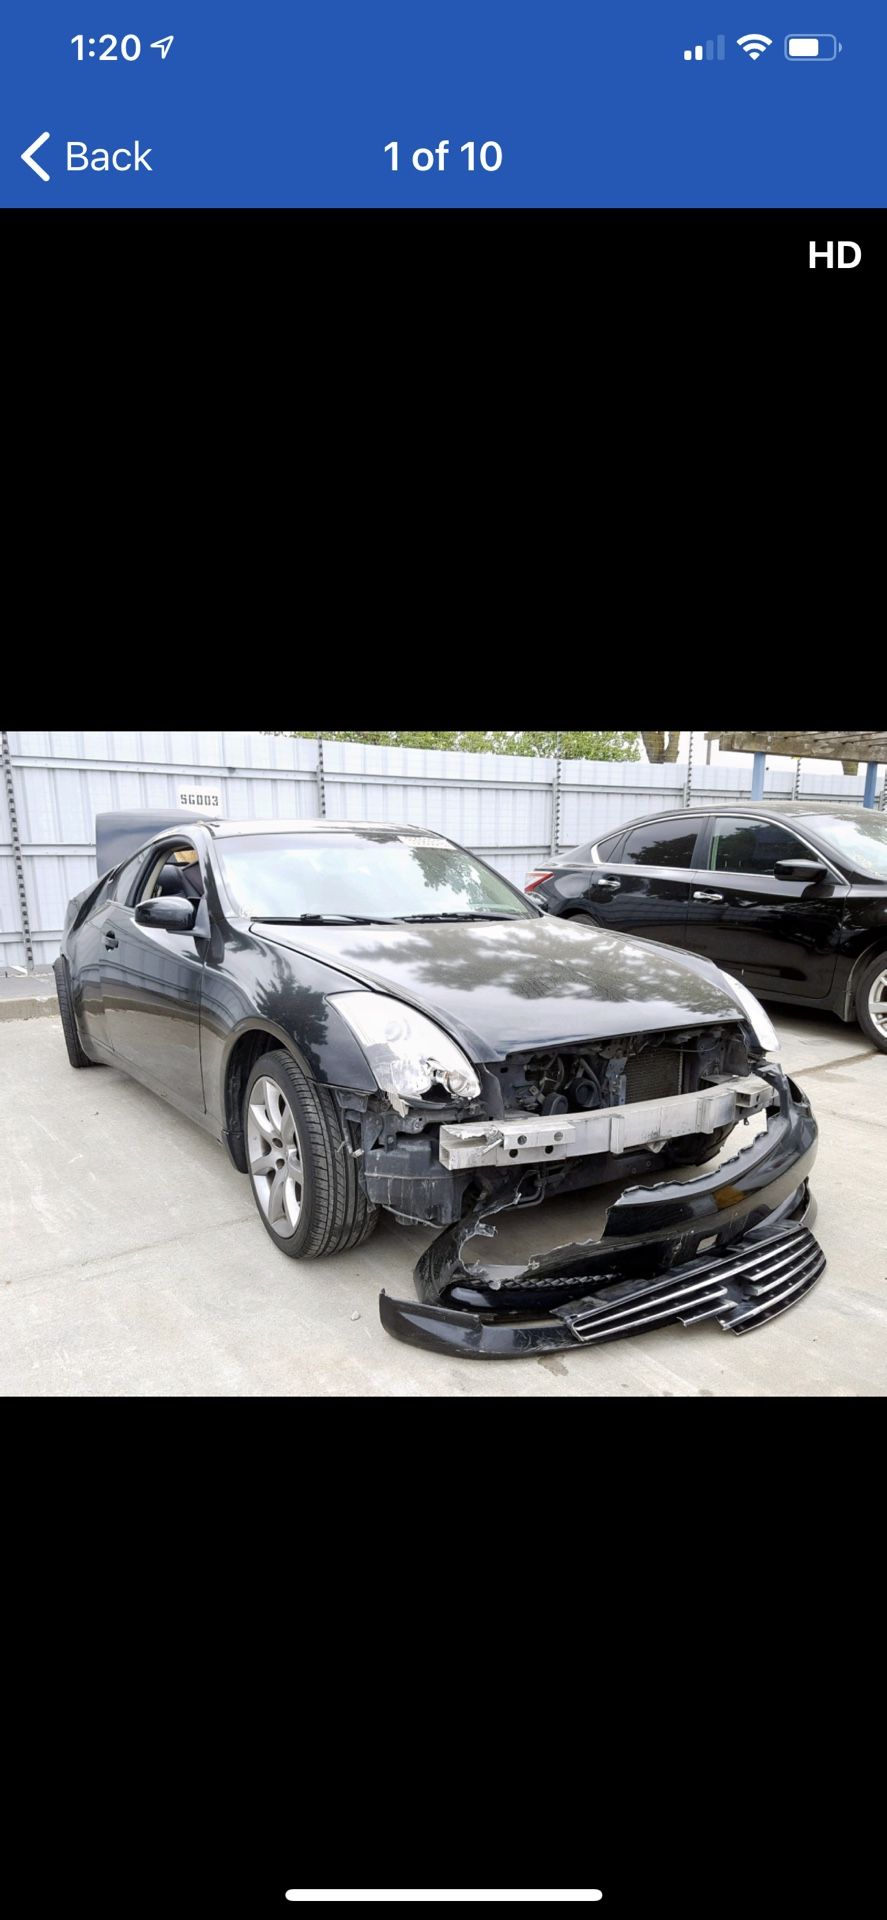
[244, 1049, 379, 1259]
[52, 955, 96, 1068]
[855, 954, 887, 1053]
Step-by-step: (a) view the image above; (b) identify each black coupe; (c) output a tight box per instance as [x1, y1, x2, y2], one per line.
[527, 803, 887, 1052]
[55, 812, 824, 1357]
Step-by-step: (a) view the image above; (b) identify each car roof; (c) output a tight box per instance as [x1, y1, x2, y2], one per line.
[207, 818, 447, 839]
[596, 802, 880, 832]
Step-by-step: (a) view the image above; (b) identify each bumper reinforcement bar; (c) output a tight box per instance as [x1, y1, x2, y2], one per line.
[438, 1073, 773, 1169]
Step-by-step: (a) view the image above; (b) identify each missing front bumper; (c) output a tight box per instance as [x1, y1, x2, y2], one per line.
[438, 1073, 773, 1169]
[379, 1070, 825, 1358]
[380, 1212, 823, 1357]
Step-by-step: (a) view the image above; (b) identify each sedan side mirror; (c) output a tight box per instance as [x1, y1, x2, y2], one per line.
[773, 858, 829, 884]
[135, 896, 198, 933]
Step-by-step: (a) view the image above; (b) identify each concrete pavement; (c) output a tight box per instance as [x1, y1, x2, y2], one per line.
[0, 968, 57, 1021]
[0, 1005, 884, 1395]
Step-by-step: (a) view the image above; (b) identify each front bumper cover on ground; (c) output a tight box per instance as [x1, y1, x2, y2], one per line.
[379, 1070, 825, 1358]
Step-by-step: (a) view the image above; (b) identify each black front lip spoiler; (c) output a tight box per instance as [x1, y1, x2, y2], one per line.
[379, 1071, 825, 1358]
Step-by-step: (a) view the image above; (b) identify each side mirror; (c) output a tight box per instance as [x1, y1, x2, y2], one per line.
[531, 895, 550, 913]
[773, 859, 828, 884]
[135, 896, 198, 934]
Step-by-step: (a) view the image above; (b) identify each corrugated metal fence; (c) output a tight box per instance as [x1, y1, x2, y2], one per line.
[1, 730, 883, 968]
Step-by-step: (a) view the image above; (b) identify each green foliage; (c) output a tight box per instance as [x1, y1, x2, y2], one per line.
[268, 730, 640, 761]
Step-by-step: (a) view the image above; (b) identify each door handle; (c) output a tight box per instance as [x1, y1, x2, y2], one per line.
[595, 878, 621, 891]
[103, 931, 119, 950]
[692, 890, 724, 903]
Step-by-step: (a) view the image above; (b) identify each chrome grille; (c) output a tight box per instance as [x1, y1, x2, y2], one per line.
[556, 1227, 825, 1344]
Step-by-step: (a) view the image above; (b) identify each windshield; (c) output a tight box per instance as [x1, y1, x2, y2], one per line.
[800, 813, 887, 883]
[215, 832, 533, 921]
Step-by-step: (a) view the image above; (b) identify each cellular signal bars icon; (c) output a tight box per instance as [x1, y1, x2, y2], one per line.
[684, 36, 726, 61]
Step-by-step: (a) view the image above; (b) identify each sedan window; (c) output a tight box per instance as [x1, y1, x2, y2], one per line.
[710, 817, 809, 876]
[797, 813, 887, 882]
[621, 819, 699, 867]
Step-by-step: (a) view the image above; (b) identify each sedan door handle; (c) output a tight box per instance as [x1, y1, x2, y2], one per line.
[103, 931, 119, 950]
[692, 890, 724, 903]
[595, 878, 621, 891]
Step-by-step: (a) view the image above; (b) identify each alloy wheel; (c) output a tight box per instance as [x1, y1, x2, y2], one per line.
[869, 968, 887, 1038]
[247, 1076, 304, 1238]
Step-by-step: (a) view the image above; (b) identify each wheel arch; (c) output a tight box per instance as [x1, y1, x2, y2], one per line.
[221, 1021, 317, 1171]
[842, 937, 887, 1021]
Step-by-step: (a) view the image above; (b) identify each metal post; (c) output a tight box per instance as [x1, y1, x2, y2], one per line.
[316, 733, 326, 817]
[863, 761, 878, 810]
[751, 750, 766, 800]
[1, 729, 35, 971]
[550, 731, 562, 857]
[684, 730, 695, 807]
[793, 757, 802, 799]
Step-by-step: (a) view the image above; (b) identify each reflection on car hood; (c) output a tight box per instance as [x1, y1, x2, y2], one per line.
[258, 915, 743, 1057]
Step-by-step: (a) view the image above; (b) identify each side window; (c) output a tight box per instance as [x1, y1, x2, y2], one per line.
[621, 819, 699, 868]
[89, 873, 116, 912]
[595, 831, 624, 861]
[114, 852, 151, 905]
[136, 843, 205, 905]
[710, 817, 809, 876]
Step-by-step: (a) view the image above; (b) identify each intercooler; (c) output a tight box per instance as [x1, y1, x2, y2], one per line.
[624, 1045, 684, 1104]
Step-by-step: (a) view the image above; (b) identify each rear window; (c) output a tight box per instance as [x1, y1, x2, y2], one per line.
[621, 819, 699, 868]
[595, 831, 624, 860]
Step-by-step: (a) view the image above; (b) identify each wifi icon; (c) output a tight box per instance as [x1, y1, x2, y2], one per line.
[737, 33, 773, 59]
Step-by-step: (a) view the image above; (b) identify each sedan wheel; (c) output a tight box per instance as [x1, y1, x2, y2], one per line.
[868, 969, 887, 1039]
[855, 956, 887, 1053]
[247, 1075, 304, 1239]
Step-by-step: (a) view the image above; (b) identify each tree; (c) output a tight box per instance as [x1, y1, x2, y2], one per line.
[267, 730, 640, 760]
[640, 731, 683, 763]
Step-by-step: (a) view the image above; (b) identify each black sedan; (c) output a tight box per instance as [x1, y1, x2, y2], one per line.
[527, 803, 887, 1052]
[55, 812, 824, 1358]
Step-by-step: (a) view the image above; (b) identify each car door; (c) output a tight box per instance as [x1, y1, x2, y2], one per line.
[564, 815, 703, 945]
[99, 840, 207, 1114]
[684, 814, 848, 999]
[69, 871, 119, 1055]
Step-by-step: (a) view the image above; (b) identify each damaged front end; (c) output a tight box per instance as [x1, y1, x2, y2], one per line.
[377, 1052, 824, 1358]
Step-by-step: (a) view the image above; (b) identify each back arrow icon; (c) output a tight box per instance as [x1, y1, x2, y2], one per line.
[22, 131, 51, 181]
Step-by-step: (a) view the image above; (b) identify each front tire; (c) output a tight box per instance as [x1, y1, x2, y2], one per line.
[855, 954, 887, 1053]
[244, 1049, 379, 1258]
[52, 955, 96, 1068]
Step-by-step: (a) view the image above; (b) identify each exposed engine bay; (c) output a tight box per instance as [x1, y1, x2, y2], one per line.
[341, 1022, 767, 1230]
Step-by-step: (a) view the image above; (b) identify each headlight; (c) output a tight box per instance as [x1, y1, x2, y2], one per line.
[329, 992, 482, 1104]
[716, 970, 780, 1056]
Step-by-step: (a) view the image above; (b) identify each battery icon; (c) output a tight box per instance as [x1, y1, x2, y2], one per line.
[785, 35, 843, 59]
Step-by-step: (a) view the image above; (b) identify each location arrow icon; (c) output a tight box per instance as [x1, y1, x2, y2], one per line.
[150, 36, 175, 59]
[21, 131, 51, 181]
